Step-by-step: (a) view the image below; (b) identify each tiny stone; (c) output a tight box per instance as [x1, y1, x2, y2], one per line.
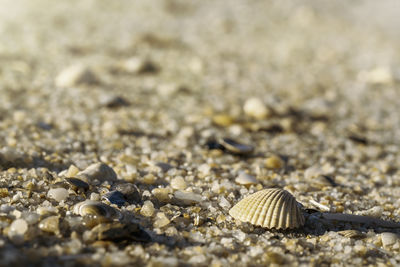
[170, 176, 187, 190]
[0, 188, 9, 197]
[140, 201, 155, 217]
[157, 83, 180, 97]
[142, 173, 157, 185]
[219, 196, 231, 210]
[21, 212, 40, 225]
[55, 64, 98, 88]
[212, 114, 234, 127]
[102, 190, 126, 206]
[90, 193, 101, 201]
[47, 188, 69, 202]
[265, 155, 283, 169]
[152, 188, 171, 202]
[198, 164, 211, 176]
[243, 97, 269, 119]
[65, 177, 90, 192]
[153, 212, 170, 228]
[188, 255, 207, 265]
[113, 183, 141, 203]
[10, 219, 28, 235]
[233, 230, 246, 242]
[235, 172, 257, 185]
[77, 162, 118, 183]
[356, 206, 383, 218]
[152, 257, 179, 267]
[39, 216, 60, 235]
[216, 214, 226, 224]
[66, 165, 80, 177]
[174, 191, 203, 205]
[381, 232, 399, 249]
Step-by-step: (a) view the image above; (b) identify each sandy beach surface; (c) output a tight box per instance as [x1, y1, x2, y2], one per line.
[1, 1, 400, 266]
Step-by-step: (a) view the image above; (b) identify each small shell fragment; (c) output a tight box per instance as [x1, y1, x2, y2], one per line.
[219, 138, 254, 155]
[102, 190, 126, 207]
[229, 188, 305, 229]
[64, 177, 89, 192]
[337, 230, 365, 239]
[77, 163, 118, 183]
[73, 200, 120, 219]
[235, 172, 257, 185]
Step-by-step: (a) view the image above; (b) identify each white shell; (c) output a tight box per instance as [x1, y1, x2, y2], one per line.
[73, 200, 120, 219]
[235, 172, 257, 185]
[229, 188, 305, 229]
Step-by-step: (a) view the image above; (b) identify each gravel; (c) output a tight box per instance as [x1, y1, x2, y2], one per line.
[1, 0, 400, 266]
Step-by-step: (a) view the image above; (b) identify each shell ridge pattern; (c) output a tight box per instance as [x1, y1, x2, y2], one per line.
[277, 190, 290, 228]
[239, 191, 262, 221]
[254, 189, 277, 226]
[243, 190, 266, 222]
[251, 189, 276, 225]
[262, 189, 283, 228]
[270, 191, 288, 228]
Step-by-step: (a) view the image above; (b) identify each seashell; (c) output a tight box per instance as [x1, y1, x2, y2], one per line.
[219, 138, 254, 155]
[64, 177, 89, 192]
[113, 183, 141, 203]
[338, 230, 365, 239]
[229, 188, 305, 229]
[73, 200, 120, 219]
[101, 190, 126, 207]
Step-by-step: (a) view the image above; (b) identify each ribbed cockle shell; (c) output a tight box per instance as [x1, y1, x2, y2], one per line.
[229, 188, 305, 229]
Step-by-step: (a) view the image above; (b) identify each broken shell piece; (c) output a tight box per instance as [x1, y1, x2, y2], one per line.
[219, 138, 254, 155]
[73, 200, 120, 219]
[55, 64, 99, 88]
[229, 188, 305, 229]
[235, 172, 257, 185]
[77, 163, 118, 183]
[309, 199, 331, 212]
[102, 190, 126, 207]
[337, 230, 365, 239]
[64, 177, 89, 192]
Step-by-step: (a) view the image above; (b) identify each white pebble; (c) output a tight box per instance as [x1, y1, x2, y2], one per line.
[55, 64, 98, 88]
[77, 162, 117, 183]
[140, 200, 155, 217]
[235, 172, 257, 185]
[381, 232, 399, 249]
[170, 176, 187, 190]
[219, 196, 231, 210]
[174, 191, 203, 205]
[10, 219, 28, 235]
[47, 188, 69, 202]
[90, 192, 101, 201]
[188, 255, 207, 265]
[243, 97, 269, 119]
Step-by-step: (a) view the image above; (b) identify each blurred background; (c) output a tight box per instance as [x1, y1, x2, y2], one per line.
[1, 0, 400, 161]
